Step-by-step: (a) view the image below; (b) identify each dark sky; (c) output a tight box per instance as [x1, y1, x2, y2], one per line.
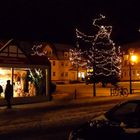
[0, 0, 140, 45]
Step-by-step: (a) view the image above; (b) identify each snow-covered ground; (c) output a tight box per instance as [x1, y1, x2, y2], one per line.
[0, 82, 139, 139]
[0, 93, 139, 139]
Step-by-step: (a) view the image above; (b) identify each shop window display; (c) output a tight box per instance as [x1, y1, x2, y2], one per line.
[0, 68, 12, 98]
[0, 67, 45, 98]
[13, 69, 36, 97]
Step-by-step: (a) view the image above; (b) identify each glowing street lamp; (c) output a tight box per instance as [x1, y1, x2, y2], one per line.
[129, 53, 138, 94]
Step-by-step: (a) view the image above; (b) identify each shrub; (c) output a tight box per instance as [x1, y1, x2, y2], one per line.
[50, 82, 56, 93]
[69, 80, 81, 84]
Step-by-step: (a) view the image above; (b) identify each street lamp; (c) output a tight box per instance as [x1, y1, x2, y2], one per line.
[129, 53, 138, 94]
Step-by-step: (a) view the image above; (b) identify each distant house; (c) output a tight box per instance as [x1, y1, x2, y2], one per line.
[121, 41, 140, 81]
[0, 39, 51, 102]
[41, 43, 87, 83]
[0, 39, 87, 95]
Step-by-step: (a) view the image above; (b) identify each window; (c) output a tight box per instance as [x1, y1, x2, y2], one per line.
[124, 60, 128, 66]
[53, 72, 55, 76]
[65, 72, 68, 77]
[61, 72, 64, 77]
[132, 70, 135, 76]
[124, 71, 127, 77]
[53, 61, 55, 66]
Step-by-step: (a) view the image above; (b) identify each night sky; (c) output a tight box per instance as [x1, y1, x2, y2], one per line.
[0, 0, 140, 45]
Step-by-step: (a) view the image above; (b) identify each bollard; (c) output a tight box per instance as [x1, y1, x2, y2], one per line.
[110, 88, 112, 96]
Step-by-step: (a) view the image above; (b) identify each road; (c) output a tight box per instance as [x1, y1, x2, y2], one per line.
[0, 98, 125, 140]
[0, 82, 139, 140]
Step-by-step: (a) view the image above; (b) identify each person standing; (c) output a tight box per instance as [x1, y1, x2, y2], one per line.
[0, 84, 3, 97]
[5, 80, 13, 109]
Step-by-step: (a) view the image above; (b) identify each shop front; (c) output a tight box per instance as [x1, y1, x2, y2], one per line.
[0, 66, 50, 98]
[0, 40, 51, 103]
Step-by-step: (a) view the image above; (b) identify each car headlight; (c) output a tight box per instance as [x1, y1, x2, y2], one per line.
[68, 131, 75, 140]
[68, 131, 85, 140]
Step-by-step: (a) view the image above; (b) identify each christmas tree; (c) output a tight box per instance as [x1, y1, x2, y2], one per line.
[76, 14, 121, 86]
[69, 42, 87, 80]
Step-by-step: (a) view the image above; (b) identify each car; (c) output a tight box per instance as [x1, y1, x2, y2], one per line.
[68, 99, 140, 140]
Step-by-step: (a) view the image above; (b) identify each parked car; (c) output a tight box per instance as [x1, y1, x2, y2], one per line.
[68, 99, 140, 140]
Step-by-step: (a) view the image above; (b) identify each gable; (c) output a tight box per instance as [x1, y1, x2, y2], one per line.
[0, 41, 50, 66]
[0, 44, 29, 65]
[0, 44, 26, 58]
[43, 45, 53, 55]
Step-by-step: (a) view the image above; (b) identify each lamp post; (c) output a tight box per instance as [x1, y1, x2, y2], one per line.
[93, 45, 96, 97]
[129, 53, 137, 94]
[93, 66, 96, 96]
[129, 60, 132, 94]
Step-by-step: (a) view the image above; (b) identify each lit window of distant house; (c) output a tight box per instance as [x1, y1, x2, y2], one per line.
[65, 72, 68, 77]
[61, 72, 64, 77]
[124, 71, 127, 77]
[53, 61, 55, 66]
[124, 60, 127, 66]
[133, 70, 135, 76]
[53, 72, 55, 76]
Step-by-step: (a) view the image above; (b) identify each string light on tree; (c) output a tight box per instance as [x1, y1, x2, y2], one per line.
[31, 44, 46, 56]
[76, 14, 121, 86]
[69, 43, 87, 80]
[69, 43, 86, 67]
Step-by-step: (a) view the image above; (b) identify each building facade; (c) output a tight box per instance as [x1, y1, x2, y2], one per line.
[121, 41, 140, 81]
[0, 40, 51, 101]
[48, 44, 86, 83]
[37, 41, 140, 83]
[41, 43, 87, 83]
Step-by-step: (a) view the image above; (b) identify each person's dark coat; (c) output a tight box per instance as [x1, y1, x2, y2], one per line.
[5, 81, 13, 99]
[0, 85, 3, 94]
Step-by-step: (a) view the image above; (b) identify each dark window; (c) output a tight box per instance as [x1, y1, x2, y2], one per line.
[124, 60, 127, 66]
[53, 61, 55, 66]
[65, 72, 68, 77]
[61, 72, 64, 77]
[53, 72, 55, 76]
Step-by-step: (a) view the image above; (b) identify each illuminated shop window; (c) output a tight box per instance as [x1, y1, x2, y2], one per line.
[0, 67, 46, 98]
[0, 68, 12, 97]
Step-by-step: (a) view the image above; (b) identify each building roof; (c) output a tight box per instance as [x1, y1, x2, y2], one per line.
[0, 39, 51, 66]
[51, 43, 74, 60]
[121, 41, 140, 53]
[0, 39, 13, 51]
[0, 39, 75, 62]
[54, 43, 74, 51]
